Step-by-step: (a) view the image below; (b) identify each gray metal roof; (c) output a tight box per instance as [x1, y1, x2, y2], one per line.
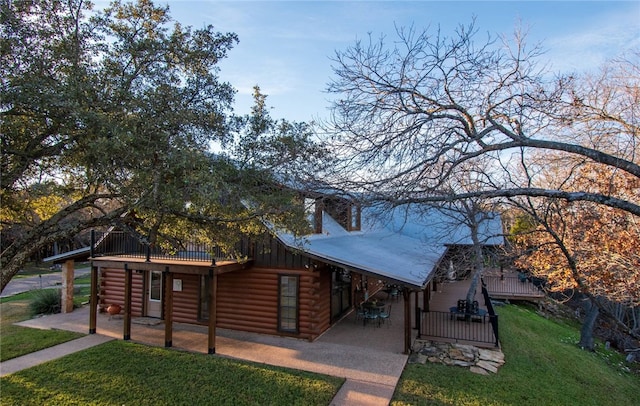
[43, 247, 91, 264]
[275, 205, 504, 289]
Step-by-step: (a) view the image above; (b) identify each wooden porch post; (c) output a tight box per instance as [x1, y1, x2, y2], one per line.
[61, 259, 75, 313]
[124, 264, 132, 340]
[89, 263, 98, 334]
[208, 268, 217, 354]
[164, 267, 173, 348]
[423, 283, 431, 312]
[414, 289, 420, 329]
[403, 288, 411, 354]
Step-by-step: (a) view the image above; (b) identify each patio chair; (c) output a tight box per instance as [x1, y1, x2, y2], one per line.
[379, 304, 392, 326]
[363, 309, 380, 327]
[388, 288, 399, 302]
[468, 300, 486, 322]
[354, 304, 366, 324]
[456, 300, 467, 320]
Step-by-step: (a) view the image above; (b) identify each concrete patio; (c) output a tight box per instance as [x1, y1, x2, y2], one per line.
[12, 290, 415, 406]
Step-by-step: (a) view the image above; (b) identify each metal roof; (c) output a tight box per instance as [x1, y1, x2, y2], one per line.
[275, 205, 504, 289]
[43, 247, 91, 264]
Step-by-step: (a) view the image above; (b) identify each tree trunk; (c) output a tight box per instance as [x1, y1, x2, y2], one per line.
[466, 228, 485, 305]
[466, 270, 481, 305]
[578, 298, 599, 351]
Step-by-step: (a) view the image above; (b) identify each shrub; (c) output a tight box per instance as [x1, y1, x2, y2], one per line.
[29, 289, 61, 316]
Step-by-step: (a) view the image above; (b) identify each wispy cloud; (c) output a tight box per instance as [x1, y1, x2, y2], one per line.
[545, 4, 640, 73]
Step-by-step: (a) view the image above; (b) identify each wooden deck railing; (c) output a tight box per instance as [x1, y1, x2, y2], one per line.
[483, 275, 545, 300]
[419, 310, 499, 347]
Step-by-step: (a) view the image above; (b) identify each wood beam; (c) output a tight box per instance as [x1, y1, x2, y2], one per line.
[403, 288, 411, 354]
[61, 259, 75, 313]
[91, 258, 252, 275]
[164, 267, 173, 348]
[208, 268, 217, 354]
[89, 263, 98, 334]
[423, 283, 431, 312]
[414, 289, 419, 329]
[124, 264, 132, 340]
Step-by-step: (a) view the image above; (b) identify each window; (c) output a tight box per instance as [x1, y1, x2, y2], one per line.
[149, 271, 162, 301]
[278, 275, 299, 333]
[350, 204, 361, 231]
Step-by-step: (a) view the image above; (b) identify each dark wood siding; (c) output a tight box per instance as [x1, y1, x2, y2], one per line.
[98, 261, 336, 341]
[99, 268, 144, 316]
[170, 274, 200, 323]
[215, 267, 327, 340]
[252, 235, 313, 269]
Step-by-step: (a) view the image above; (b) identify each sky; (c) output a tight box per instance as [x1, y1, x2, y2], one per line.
[112, 1, 640, 123]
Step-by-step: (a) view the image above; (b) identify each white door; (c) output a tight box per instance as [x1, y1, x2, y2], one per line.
[147, 271, 162, 318]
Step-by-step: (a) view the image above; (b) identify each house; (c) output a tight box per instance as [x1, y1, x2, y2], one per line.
[47, 194, 504, 354]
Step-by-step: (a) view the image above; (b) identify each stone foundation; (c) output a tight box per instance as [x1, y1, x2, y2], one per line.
[409, 339, 505, 375]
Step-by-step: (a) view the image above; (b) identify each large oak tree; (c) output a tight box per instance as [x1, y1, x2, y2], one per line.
[324, 23, 639, 216]
[1, 0, 320, 292]
[324, 22, 639, 349]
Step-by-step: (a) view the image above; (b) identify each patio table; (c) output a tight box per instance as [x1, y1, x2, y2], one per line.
[449, 306, 487, 322]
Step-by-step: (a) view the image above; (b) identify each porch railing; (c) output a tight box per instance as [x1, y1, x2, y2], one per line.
[483, 275, 545, 298]
[91, 230, 231, 263]
[419, 279, 500, 347]
[419, 310, 499, 347]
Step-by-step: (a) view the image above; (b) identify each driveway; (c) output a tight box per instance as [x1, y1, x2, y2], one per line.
[1, 267, 91, 298]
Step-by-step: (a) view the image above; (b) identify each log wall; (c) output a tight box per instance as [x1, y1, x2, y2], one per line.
[99, 265, 335, 341]
[170, 274, 201, 323]
[216, 267, 331, 340]
[99, 268, 144, 316]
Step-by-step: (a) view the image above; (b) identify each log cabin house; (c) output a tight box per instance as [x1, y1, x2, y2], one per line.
[48, 194, 503, 354]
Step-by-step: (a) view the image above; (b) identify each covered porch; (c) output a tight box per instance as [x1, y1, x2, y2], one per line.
[24, 287, 416, 355]
[418, 268, 546, 348]
[89, 255, 252, 354]
[420, 275, 499, 348]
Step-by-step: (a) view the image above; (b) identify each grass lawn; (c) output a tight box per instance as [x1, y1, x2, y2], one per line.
[1, 271, 93, 361]
[0, 301, 85, 362]
[391, 303, 639, 405]
[3, 296, 638, 405]
[0, 340, 344, 405]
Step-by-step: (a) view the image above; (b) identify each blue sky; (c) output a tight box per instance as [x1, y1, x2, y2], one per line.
[139, 1, 639, 123]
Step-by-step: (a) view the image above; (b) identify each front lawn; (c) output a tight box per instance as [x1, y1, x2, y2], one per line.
[1, 340, 344, 405]
[0, 301, 84, 362]
[392, 303, 638, 405]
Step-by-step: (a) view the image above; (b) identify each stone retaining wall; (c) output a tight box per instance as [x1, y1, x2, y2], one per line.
[409, 339, 505, 375]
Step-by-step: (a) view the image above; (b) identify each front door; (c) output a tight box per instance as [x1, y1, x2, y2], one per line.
[147, 270, 163, 318]
[330, 269, 351, 322]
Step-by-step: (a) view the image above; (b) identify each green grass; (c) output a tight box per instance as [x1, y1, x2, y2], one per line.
[3, 298, 638, 405]
[0, 340, 344, 405]
[0, 301, 84, 362]
[391, 304, 639, 405]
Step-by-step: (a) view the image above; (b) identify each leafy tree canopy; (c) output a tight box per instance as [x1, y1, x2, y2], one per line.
[1, 0, 325, 291]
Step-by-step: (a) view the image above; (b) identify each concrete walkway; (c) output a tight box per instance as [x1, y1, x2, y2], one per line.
[1, 290, 412, 405]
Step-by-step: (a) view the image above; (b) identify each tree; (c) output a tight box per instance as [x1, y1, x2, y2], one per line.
[324, 22, 638, 349]
[508, 158, 640, 349]
[500, 55, 640, 349]
[324, 23, 639, 216]
[432, 159, 503, 305]
[0, 0, 319, 292]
